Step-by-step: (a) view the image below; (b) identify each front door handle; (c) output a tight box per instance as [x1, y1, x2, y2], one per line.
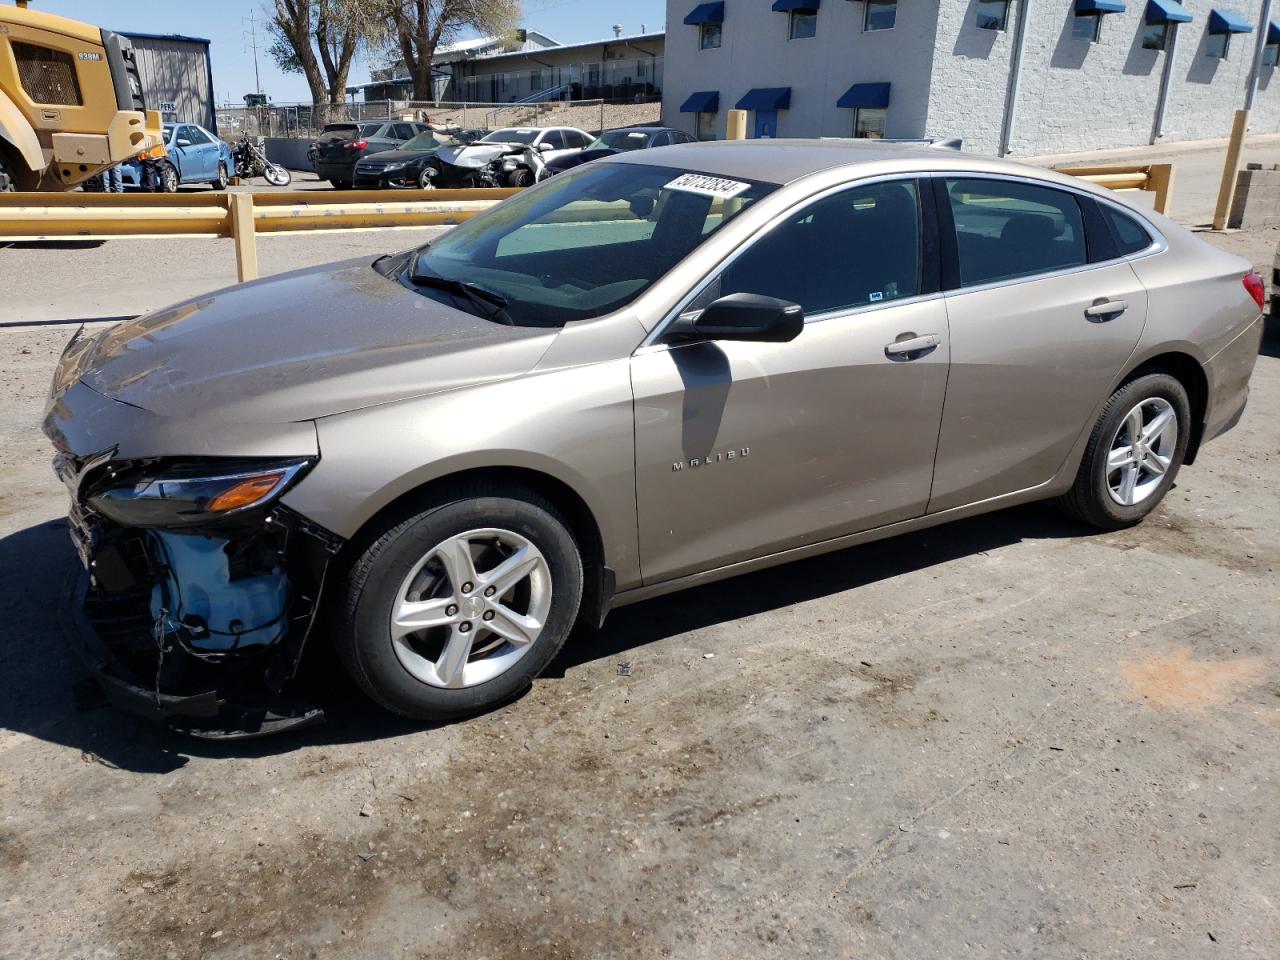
[885, 333, 940, 360]
[1085, 299, 1127, 321]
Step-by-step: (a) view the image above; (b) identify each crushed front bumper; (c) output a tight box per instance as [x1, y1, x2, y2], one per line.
[63, 503, 341, 739]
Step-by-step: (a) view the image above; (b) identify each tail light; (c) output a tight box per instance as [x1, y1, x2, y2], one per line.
[344, 140, 368, 151]
[1243, 272, 1266, 311]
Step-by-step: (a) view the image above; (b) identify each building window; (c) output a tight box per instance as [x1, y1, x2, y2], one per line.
[696, 111, 716, 141]
[976, 0, 1012, 31]
[1265, 42, 1280, 68]
[864, 0, 897, 31]
[789, 10, 818, 40]
[854, 107, 887, 139]
[1206, 32, 1230, 60]
[1141, 22, 1171, 51]
[1072, 14, 1102, 43]
[700, 22, 722, 49]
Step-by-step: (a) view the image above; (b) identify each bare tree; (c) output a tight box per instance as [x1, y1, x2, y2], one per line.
[269, 0, 384, 115]
[380, 0, 522, 102]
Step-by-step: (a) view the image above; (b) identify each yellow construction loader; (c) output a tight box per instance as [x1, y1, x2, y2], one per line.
[0, 0, 163, 191]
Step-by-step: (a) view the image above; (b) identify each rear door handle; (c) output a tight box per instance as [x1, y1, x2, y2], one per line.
[1085, 299, 1127, 321]
[885, 333, 940, 360]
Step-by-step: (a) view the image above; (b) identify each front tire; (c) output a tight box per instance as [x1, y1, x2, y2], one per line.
[1059, 372, 1191, 530]
[505, 167, 534, 188]
[212, 161, 229, 190]
[335, 491, 584, 720]
[158, 161, 179, 193]
[264, 163, 292, 186]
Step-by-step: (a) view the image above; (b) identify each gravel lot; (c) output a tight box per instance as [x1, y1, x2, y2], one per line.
[1, 216, 1278, 959]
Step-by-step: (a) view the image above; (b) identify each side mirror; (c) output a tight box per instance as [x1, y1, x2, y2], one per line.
[672, 293, 804, 344]
[537, 142, 554, 152]
[176, 139, 192, 148]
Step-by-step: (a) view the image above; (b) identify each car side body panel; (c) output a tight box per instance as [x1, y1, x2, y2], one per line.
[631, 297, 950, 585]
[928, 261, 1149, 513]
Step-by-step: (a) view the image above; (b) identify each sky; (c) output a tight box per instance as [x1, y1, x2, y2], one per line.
[33, 0, 669, 105]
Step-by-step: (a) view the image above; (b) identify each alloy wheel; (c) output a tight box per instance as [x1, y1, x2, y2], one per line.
[389, 527, 552, 689]
[1106, 397, 1177, 507]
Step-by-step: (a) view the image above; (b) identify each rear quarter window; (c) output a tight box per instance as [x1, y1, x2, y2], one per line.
[1101, 205, 1155, 256]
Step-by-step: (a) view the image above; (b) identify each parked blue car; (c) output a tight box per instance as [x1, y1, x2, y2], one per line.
[121, 122, 235, 191]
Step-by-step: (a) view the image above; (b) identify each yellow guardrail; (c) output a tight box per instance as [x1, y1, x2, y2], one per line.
[1053, 163, 1175, 215]
[0, 188, 518, 281]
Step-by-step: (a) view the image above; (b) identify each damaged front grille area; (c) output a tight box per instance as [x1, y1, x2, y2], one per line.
[71, 492, 343, 738]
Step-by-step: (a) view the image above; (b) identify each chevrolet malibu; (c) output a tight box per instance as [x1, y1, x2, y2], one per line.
[44, 141, 1264, 736]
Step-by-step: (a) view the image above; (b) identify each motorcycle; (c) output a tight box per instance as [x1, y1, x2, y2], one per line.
[419, 141, 547, 190]
[231, 136, 292, 187]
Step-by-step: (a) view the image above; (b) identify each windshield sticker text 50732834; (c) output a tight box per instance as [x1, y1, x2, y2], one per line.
[664, 173, 751, 199]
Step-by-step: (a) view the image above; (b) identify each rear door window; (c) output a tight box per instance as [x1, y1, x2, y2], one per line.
[944, 178, 1086, 287]
[719, 180, 923, 315]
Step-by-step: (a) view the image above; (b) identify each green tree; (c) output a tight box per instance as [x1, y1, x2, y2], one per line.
[269, 0, 383, 113]
[379, 0, 522, 102]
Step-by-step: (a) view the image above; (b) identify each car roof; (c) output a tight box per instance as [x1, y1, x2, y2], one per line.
[602, 139, 1100, 193]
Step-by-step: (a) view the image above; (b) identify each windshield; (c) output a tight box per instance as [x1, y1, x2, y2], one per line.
[483, 128, 539, 145]
[398, 131, 444, 151]
[408, 163, 777, 327]
[595, 130, 652, 151]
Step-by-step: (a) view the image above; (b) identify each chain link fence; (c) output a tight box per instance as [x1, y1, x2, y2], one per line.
[216, 98, 662, 141]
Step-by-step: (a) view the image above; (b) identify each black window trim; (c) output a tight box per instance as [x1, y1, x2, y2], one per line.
[929, 172, 1167, 296]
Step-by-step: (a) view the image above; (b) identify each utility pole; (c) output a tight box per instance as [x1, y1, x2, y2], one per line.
[244, 11, 263, 98]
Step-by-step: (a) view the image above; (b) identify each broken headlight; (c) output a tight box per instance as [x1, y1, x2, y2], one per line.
[84, 458, 314, 529]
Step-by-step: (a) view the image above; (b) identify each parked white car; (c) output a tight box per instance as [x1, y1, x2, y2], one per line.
[480, 127, 595, 165]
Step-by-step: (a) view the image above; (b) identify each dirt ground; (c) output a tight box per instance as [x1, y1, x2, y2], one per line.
[1, 223, 1278, 960]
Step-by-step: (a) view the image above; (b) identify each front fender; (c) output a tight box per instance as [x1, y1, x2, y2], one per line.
[282, 360, 642, 590]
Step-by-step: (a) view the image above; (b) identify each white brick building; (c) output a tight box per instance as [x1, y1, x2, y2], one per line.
[662, 0, 1280, 155]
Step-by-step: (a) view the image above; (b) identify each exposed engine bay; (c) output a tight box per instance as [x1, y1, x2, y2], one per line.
[60, 454, 343, 739]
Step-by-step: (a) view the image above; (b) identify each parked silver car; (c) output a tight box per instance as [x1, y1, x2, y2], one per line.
[45, 140, 1265, 735]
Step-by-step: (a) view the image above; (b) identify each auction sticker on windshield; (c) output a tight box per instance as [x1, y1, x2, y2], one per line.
[664, 173, 752, 199]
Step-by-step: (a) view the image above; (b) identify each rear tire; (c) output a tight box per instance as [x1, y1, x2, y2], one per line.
[329, 178, 352, 190]
[1058, 372, 1191, 530]
[0, 153, 14, 192]
[334, 490, 584, 721]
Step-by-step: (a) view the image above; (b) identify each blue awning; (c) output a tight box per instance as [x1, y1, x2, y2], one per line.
[1270, 19, 1280, 43]
[736, 87, 792, 111]
[1145, 0, 1193, 23]
[1076, 0, 1126, 13]
[837, 82, 891, 109]
[1209, 9, 1253, 33]
[683, 2, 724, 25]
[680, 90, 720, 113]
[772, 0, 819, 11]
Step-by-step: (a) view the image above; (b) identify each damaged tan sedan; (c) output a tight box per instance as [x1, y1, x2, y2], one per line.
[44, 140, 1265, 736]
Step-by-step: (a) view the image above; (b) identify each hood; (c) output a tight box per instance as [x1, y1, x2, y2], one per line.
[362, 145, 440, 164]
[437, 143, 518, 169]
[76, 258, 557, 423]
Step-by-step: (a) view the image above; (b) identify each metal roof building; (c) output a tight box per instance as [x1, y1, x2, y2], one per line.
[120, 32, 217, 134]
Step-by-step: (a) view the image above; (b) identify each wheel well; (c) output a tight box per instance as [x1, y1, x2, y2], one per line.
[1122, 352, 1209, 465]
[341, 466, 612, 621]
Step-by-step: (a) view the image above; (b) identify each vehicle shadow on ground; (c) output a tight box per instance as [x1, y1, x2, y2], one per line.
[1260, 314, 1280, 358]
[0, 502, 1090, 773]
